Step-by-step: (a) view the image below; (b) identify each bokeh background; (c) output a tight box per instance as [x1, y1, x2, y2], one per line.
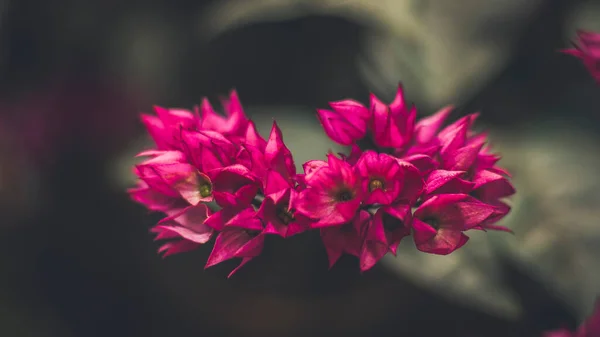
[1, 0, 600, 336]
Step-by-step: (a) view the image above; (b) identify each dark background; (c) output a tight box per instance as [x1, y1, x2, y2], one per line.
[0, 0, 599, 336]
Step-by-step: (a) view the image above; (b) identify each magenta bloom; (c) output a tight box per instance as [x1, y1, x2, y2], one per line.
[199, 90, 249, 139]
[369, 84, 416, 149]
[562, 30, 600, 84]
[355, 150, 404, 205]
[360, 204, 412, 271]
[259, 188, 312, 237]
[296, 153, 362, 227]
[320, 210, 371, 268]
[544, 298, 600, 337]
[151, 204, 214, 257]
[317, 99, 371, 145]
[205, 207, 265, 277]
[411, 194, 496, 255]
[129, 86, 516, 276]
[134, 150, 213, 206]
[141, 106, 198, 151]
[141, 89, 251, 152]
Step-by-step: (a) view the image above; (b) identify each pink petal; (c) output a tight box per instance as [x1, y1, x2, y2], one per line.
[395, 160, 424, 203]
[414, 105, 453, 144]
[205, 229, 265, 269]
[472, 169, 516, 202]
[442, 141, 484, 171]
[317, 99, 369, 146]
[415, 194, 496, 229]
[401, 154, 437, 175]
[128, 182, 178, 212]
[264, 121, 296, 180]
[140, 114, 169, 150]
[370, 93, 404, 148]
[424, 170, 474, 196]
[244, 121, 267, 149]
[157, 240, 200, 257]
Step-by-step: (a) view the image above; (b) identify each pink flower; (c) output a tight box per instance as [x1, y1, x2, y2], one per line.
[199, 90, 250, 138]
[369, 84, 416, 149]
[360, 204, 412, 271]
[411, 194, 496, 255]
[180, 129, 238, 172]
[296, 153, 362, 227]
[355, 150, 404, 205]
[544, 298, 600, 337]
[561, 30, 600, 84]
[320, 210, 371, 268]
[141, 106, 198, 151]
[317, 99, 370, 145]
[133, 150, 213, 205]
[259, 189, 312, 237]
[210, 165, 260, 208]
[151, 204, 214, 257]
[205, 207, 265, 277]
[141, 90, 251, 152]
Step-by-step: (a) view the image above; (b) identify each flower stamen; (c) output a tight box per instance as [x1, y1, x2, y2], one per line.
[199, 183, 212, 197]
[369, 179, 384, 191]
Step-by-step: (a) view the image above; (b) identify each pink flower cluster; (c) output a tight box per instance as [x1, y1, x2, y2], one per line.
[562, 30, 600, 84]
[544, 299, 600, 337]
[129, 85, 515, 277]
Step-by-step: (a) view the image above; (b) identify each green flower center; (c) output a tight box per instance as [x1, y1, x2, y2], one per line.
[369, 179, 384, 192]
[199, 183, 212, 198]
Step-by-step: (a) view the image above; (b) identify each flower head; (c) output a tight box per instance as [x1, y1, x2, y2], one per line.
[355, 151, 403, 205]
[259, 188, 312, 237]
[320, 210, 371, 268]
[296, 153, 362, 227]
[205, 207, 265, 277]
[317, 99, 370, 145]
[133, 150, 212, 205]
[360, 204, 411, 271]
[199, 90, 249, 138]
[412, 194, 496, 255]
[369, 84, 416, 149]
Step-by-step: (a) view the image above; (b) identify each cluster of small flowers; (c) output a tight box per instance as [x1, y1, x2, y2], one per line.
[544, 299, 600, 337]
[562, 30, 600, 84]
[128, 85, 515, 277]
